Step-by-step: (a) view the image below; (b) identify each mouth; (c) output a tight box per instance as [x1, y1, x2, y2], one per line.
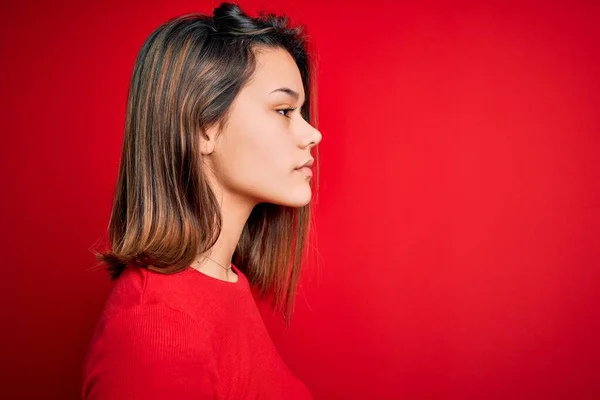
[295, 158, 314, 177]
[295, 166, 313, 177]
[296, 158, 314, 168]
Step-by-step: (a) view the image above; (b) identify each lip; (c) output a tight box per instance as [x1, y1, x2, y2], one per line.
[297, 159, 314, 169]
[295, 158, 314, 177]
[296, 166, 313, 177]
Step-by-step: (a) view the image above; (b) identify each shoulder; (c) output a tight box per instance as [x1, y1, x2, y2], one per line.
[82, 304, 218, 399]
[98, 266, 224, 348]
[88, 303, 215, 362]
[102, 265, 212, 322]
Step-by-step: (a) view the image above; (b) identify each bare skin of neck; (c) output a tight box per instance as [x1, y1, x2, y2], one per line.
[190, 170, 257, 283]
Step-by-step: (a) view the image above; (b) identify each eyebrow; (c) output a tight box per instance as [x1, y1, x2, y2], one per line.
[270, 87, 305, 105]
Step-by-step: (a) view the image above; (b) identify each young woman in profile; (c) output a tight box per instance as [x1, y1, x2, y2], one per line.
[81, 2, 322, 399]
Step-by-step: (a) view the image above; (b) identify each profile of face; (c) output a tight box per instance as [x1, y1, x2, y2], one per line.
[201, 46, 323, 209]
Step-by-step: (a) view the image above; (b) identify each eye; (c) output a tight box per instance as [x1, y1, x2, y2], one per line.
[276, 107, 297, 118]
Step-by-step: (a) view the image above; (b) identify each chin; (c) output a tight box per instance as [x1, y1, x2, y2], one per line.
[268, 186, 312, 208]
[287, 196, 312, 208]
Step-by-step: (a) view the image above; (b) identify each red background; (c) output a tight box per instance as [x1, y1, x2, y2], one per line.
[1, 0, 599, 398]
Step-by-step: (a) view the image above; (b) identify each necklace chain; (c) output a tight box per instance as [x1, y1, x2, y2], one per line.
[195, 256, 232, 271]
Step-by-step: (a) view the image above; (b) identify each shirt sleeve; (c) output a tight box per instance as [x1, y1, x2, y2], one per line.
[82, 304, 217, 400]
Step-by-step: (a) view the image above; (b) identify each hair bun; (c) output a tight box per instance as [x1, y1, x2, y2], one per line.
[212, 2, 257, 33]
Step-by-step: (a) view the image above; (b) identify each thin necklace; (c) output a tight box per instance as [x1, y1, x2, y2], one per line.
[195, 256, 232, 272]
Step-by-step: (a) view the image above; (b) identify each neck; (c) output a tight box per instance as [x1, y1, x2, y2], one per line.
[193, 175, 257, 282]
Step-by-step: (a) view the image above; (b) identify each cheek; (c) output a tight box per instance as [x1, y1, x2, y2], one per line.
[221, 127, 293, 186]
[239, 117, 292, 165]
[246, 134, 291, 175]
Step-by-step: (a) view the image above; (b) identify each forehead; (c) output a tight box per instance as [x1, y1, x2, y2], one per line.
[247, 47, 304, 98]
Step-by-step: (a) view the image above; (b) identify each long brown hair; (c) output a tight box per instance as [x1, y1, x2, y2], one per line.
[91, 2, 320, 325]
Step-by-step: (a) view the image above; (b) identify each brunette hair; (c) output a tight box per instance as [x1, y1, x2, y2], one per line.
[91, 2, 319, 325]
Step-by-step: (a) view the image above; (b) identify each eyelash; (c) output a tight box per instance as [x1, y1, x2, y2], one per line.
[276, 107, 297, 118]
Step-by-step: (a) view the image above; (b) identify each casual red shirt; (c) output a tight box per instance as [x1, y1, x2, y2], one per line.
[82, 263, 313, 399]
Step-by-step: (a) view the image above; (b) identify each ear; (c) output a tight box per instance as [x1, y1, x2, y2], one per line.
[199, 124, 219, 155]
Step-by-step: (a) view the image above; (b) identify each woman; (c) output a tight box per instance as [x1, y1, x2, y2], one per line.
[81, 2, 322, 399]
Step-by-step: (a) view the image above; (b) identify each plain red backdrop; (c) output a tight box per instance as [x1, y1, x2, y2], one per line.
[1, 0, 599, 398]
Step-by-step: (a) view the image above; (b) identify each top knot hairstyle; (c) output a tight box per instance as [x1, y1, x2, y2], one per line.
[92, 2, 319, 325]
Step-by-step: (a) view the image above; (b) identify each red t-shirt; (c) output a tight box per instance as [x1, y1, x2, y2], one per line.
[82, 263, 313, 399]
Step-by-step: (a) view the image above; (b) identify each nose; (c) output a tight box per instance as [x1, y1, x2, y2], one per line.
[298, 118, 322, 149]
